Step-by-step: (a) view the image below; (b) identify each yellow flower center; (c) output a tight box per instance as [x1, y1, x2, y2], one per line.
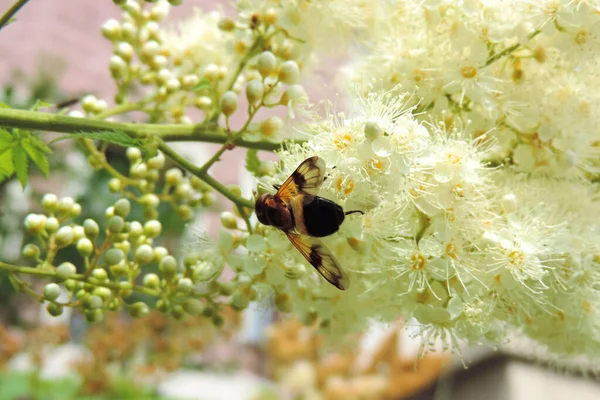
[461, 65, 478, 79]
[334, 133, 353, 149]
[410, 252, 426, 270]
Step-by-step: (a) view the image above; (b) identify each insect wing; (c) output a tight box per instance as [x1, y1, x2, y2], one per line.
[276, 156, 326, 201]
[285, 231, 350, 290]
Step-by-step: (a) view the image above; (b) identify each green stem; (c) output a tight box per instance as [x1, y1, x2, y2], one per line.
[0, 261, 160, 297]
[481, 29, 542, 68]
[0, 0, 29, 31]
[158, 142, 254, 209]
[0, 107, 295, 151]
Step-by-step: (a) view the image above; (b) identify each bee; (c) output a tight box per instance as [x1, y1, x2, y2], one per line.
[254, 156, 363, 290]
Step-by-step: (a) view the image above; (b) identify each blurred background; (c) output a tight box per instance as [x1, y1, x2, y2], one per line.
[0, 1, 599, 399]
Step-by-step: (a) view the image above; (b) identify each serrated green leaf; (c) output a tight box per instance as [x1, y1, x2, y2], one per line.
[0, 128, 13, 143]
[27, 134, 52, 154]
[192, 78, 212, 92]
[12, 146, 28, 188]
[0, 146, 14, 178]
[21, 138, 49, 177]
[49, 130, 142, 148]
[246, 148, 261, 177]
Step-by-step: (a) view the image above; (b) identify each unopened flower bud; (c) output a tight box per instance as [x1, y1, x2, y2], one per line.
[116, 42, 134, 61]
[22, 243, 40, 259]
[263, 7, 278, 25]
[364, 118, 383, 141]
[221, 91, 238, 117]
[143, 273, 160, 289]
[77, 238, 94, 257]
[56, 226, 74, 248]
[46, 303, 63, 317]
[44, 283, 61, 301]
[278, 60, 300, 84]
[45, 217, 59, 233]
[260, 116, 283, 138]
[165, 168, 183, 185]
[220, 212, 238, 229]
[218, 18, 235, 31]
[24, 214, 45, 235]
[102, 18, 121, 40]
[57, 262, 77, 278]
[159, 255, 178, 278]
[41, 193, 58, 213]
[83, 219, 100, 239]
[246, 80, 264, 105]
[104, 248, 125, 266]
[130, 301, 150, 318]
[177, 277, 194, 294]
[108, 215, 125, 233]
[135, 244, 154, 264]
[144, 220, 162, 238]
[92, 268, 108, 281]
[257, 51, 277, 78]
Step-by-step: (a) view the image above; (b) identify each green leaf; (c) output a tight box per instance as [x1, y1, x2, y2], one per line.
[0, 146, 14, 179]
[245, 148, 261, 177]
[21, 137, 49, 177]
[49, 130, 142, 148]
[192, 78, 212, 92]
[27, 134, 52, 154]
[0, 128, 13, 143]
[12, 146, 28, 188]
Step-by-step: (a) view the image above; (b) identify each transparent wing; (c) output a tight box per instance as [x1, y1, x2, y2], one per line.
[285, 231, 350, 290]
[276, 156, 326, 201]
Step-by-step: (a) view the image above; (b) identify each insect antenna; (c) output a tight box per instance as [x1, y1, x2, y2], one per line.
[345, 210, 364, 216]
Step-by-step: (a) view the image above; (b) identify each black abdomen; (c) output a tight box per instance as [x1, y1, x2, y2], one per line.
[303, 197, 345, 237]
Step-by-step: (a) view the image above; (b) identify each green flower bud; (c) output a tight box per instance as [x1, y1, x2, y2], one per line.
[128, 221, 143, 237]
[201, 192, 216, 207]
[55, 226, 74, 248]
[24, 214, 45, 235]
[146, 152, 165, 169]
[257, 51, 277, 78]
[129, 301, 149, 318]
[263, 7, 278, 25]
[83, 219, 100, 239]
[364, 118, 383, 141]
[104, 248, 125, 266]
[159, 256, 178, 279]
[44, 283, 62, 301]
[22, 243, 40, 259]
[221, 91, 238, 117]
[130, 162, 148, 178]
[108, 215, 125, 234]
[118, 281, 133, 298]
[46, 303, 63, 317]
[220, 212, 238, 229]
[156, 299, 170, 313]
[69, 204, 82, 218]
[211, 313, 224, 327]
[172, 304, 185, 319]
[143, 220, 162, 238]
[126, 147, 142, 162]
[93, 287, 112, 301]
[278, 60, 300, 84]
[73, 225, 85, 242]
[246, 80, 264, 105]
[85, 309, 103, 323]
[183, 298, 203, 315]
[143, 273, 160, 289]
[135, 244, 154, 264]
[113, 198, 131, 218]
[91, 268, 108, 281]
[42, 193, 58, 213]
[108, 178, 122, 193]
[65, 279, 80, 292]
[44, 217, 59, 233]
[107, 298, 121, 311]
[176, 204, 193, 221]
[177, 278, 194, 294]
[58, 197, 75, 214]
[153, 246, 168, 262]
[105, 206, 115, 219]
[57, 262, 77, 278]
[217, 281, 235, 296]
[218, 17, 235, 31]
[175, 182, 192, 199]
[165, 168, 183, 185]
[110, 262, 129, 278]
[202, 306, 214, 318]
[139, 193, 160, 209]
[77, 238, 94, 257]
[231, 291, 249, 310]
[101, 18, 121, 40]
[85, 295, 103, 309]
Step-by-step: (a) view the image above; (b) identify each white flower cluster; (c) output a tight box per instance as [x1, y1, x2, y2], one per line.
[345, 0, 600, 179]
[218, 87, 598, 359]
